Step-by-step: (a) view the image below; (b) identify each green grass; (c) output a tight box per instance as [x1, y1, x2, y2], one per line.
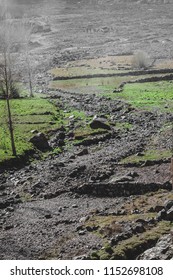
[0, 97, 59, 161]
[121, 149, 172, 164]
[74, 126, 107, 140]
[0, 96, 90, 162]
[115, 122, 133, 130]
[113, 81, 173, 112]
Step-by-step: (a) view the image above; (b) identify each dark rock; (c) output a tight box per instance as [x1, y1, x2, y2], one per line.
[67, 131, 74, 139]
[126, 171, 139, 178]
[30, 132, 50, 151]
[49, 131, 66, 148]
[45, 214, 52, 219]
[164, 200, 173, 210]
[69, 165, 86, 178]
[71, 204, 78, 209]
[132, 223, 145, 234]
[147, 218, 157, 225]
[154, 205, 165, 213]
[76, 225, 83, 231]
[90, 118, 111, 130]
[76, 148, 89, 156]
[166, 206, 173, 221]
[148, 207, 155, 212]
[86, 226, 99, 232]
[0, 185, 5, 191]
[135, 219, 147, 225]
[6, 206, 14, 212]
[157, 209, 167, 221]
[4, 224, 14, 230]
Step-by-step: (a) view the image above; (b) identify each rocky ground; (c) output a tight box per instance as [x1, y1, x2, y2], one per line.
[0, 0, 173, 260]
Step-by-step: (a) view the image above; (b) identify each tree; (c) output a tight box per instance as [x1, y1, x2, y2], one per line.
[0, 13, 17, 156]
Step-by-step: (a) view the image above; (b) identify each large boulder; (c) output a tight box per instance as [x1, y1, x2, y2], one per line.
[90, 118, 111, 130]
[29, 132, 50, 151]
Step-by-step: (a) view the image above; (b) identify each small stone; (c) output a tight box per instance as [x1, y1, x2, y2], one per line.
[72, 204, 78, 208]
[76, 148, 89, 157]
[6, 207, 14, 212]
[78, 230, 86, 235]
[154, 205, 165, 213]
[157, 209, 167, 221]
[45, 214, 52, 219]
[4, 224, 14, 230]
[164, 200, 173, 211]
[79, 216, 90, 223]
[166, 206, 173, 221]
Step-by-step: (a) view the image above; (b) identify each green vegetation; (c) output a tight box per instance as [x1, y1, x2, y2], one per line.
[115, 122, 133, 130]
[121, 149, 171, 164]
[74, 126, 107, 140]
[90, 220, 172, 260]
[0, 96, 60, 161]
[49, 74, 165, 96]
[0, 94, 93, 163]
[114, 81, 173, 112]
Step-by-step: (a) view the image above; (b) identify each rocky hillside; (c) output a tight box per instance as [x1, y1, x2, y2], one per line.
[0, 0, 173, 260]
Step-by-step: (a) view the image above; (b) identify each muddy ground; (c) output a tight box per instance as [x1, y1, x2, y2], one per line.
[0, 0, 173, 260]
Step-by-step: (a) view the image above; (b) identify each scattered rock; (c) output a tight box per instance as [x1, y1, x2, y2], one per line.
[138, 234, 173, 260]
[30, 133, 50, 151]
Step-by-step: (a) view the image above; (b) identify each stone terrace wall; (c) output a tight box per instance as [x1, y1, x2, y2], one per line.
[73, 181, 172, 197]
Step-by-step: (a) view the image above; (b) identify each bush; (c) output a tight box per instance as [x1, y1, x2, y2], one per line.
[132, 50, 151, 69]
[0, 83, 20, 99]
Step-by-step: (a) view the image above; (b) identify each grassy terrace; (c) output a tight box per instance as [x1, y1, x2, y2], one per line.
[0, 96, 64, 162]
[112, 81, 173, 112]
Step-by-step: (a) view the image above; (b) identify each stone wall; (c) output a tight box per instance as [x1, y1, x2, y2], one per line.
[74, 181, 172, 197]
